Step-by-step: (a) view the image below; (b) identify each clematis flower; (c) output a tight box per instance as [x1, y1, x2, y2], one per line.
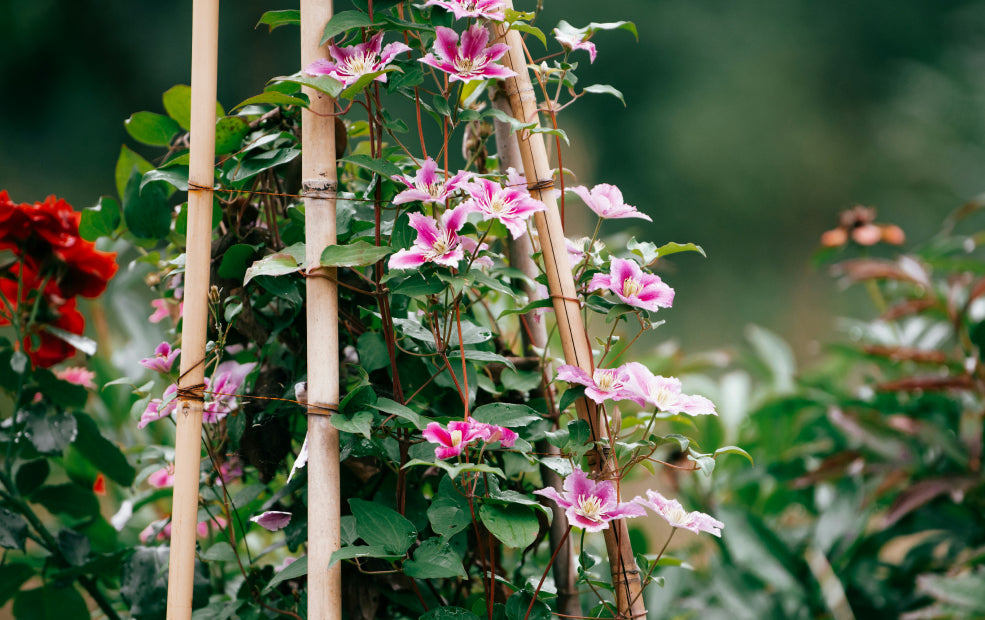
[568, 184, 651, 221]
[250, 510, 293, 532]
[305, 31, 411, 87]
[138, 383, 178, 429]
[470, 421, 518, 448]
[553, 28, 597, 63]
[555, 363, 646, 405]
[147, 466, 175, 489]
[622, 362, 717, 416]
[204, 361, 256, 423]
[423, 420, 486, 459]
[419, 25, 516, 83]
[139, 341, 181, 374]
[460, 236, 494, 270]
[634, 489, 723, 537]
[149, 298, 183, 323]
[388, 204, 470, 270]
[535, 467, 646, 532]
[424, 0, 506, 21]
[588, 257, 674, 313]
[392, 158, 472, 205]
[462, 178, 545, 238]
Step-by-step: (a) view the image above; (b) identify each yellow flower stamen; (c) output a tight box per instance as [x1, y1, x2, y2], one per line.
[574, 494, 604, 523]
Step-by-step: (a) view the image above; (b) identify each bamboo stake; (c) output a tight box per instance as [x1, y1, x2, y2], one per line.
[493, 12, 647, 619]
[301, 1, 342, 618]
[166, 0, 219, 618]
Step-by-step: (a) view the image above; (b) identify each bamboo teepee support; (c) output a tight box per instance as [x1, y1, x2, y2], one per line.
[493, 12, 647, 619]
[167, 0, 219, 618]
[301, 1, 342, 618]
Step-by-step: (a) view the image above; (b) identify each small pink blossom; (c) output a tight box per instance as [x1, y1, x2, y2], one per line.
[147, 466, 175, 489]
[140, 516, 227, 542]
[305, 32, 411, 87]
[149, 298, 182, 324]
[139, 341, 180, 374]
[634, 489, 723, 537]
[204, 361, 256, 423]
[424, 0, 506, 20]
[419, 25, 516, 83]
[553, 28, 597, 63]
[138, 383, 178, 429]
[250, 510, 293, 531]
[389, 204, 471, 270]
[55, 366, 97, 390]
[568, 184, 650, 221]
[423, 420, 485, 459]
[622, 362, 718, 416]
[588, 257, 674, 313]
[462, 178, 545, 239]
[392, 158, 472, 205]
[460, 236, 494, 270]
[471, 421, 518, 448]
[555, 364, 646, 406]
[535, 467, 646, 532]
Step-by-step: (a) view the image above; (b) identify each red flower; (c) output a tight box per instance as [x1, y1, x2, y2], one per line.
[24, 296, 85, 368]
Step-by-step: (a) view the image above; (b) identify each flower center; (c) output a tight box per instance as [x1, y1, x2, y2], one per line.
[426, 232, 455, 260]
[593, 370, 619, 392]
[487, 196, 509, 214]
[621, 277, 644, 298]
[574, 494, 604, 523]
[665, 505, 688, 528]
[450, 429, 463, 447]
[343, 53, 371, 76]
[424, 181, 444, 198]
[650, 386, 675, 409]
[454, 57, 478, 75]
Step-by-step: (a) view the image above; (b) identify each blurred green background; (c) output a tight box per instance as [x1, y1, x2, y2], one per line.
[3, 0, 983, 356]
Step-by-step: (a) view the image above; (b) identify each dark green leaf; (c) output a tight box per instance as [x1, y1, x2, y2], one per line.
[244, 244, 306, 284]
[0, 563, 35, 606]
[125, 111, 181, 146]
[505, 590, 551, 620]
[472, 403, 542, 428]
[403, 538, 466, 579]
[479, 503, 540, 549]
[357, 332, 391, 374]
[228, 147, 301, 182]
[427, 494, 472, 539]
[24, 410, 77, 455]
[218, 243, 259, 280]
[257, 9, 300, 32]
[72, 412, 136, 486]
[121, 546, 169, 618]
[0, 506, 28, 551]
[373, 398, 426, 430]
[215, 116, 251, 155]
[448, 349, 517, 371]
[330, 409, 375, 439]
[320, 241, 393, 267]
[342, 154, 402, 179]
[202, 541, 238, 562]
[79, 196, 121, 241]
[13, 584, 88, 620]
[558, 386, 585, 412]
[114, 145, 154, 199]
[498, 297, 553, 319]
[15, 459, 49, 496]
[233, 91, 309, 111]
[499, 368, 541, 392]
[36, 368, 88, 407]
[123, 168, 172, 240]
[33, 483, 100, 518]
[263, 554, 307, 593]
[349, 498, 417, 555]
[328, 544, 401, 567]
[57, 529, 90, 566]
[387, 65, 425, 90]
[421, 607, 480, 620]
[321, 11, 378, 46]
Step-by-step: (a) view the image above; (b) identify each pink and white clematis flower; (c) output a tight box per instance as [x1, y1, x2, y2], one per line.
[553, 27, 598, 63]
[139, 341, 181, 374]
[535, 467, 646, 532]
[555, 364, 646, 406]
[462, 178, 545, 238]
[138, 383, 178, 429]
[634, 489, 724, 537]
[204, 361, 256, 424]
[588, 257, 674, 312]
[250, 510, 293, 532]
[622, 362, 718, 416]
[568, 184, 651, 221]
[389, 205, 471, 270]
[392, 158, 472, 205]
[305, 32, 411, 87]
[424, 0, 506, 21]
[423, 420, 486, 459]
[419, 25, 516, 83]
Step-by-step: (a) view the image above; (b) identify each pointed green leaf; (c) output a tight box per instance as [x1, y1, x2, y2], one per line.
[349, 498, 417, 555]
[39, 325, 98, 357]
[654, 241, 706, 259]
[79, 196, 121, 241]
[328, 545, 401, 567]
[202, 541, 238, 562]
[403, 538, 466, 579]
[72, 412, 136, 486]
[373, 397, 426, 430]
[472, 403, 542, 428]
[140, 167, 189, 193]
[215, 116, 251, 155]
[319, 241, 394, 267]
[233, 91, 309, 111]
[0, 507, 28, 551]
[479, 503, 540, 549]
[0, 563, 35, 607]
[23, 410, 77, 455]
[321, 10, 378, 45]
[125, 111, 181, 146]
[114, 146, 153, 199]
[13, 584, 88, 620]
[123, 168, 172, 240]
[244, 243, 306, 284]
[257, 9, 300, 32]
[162, 84, 193, 130]
[714, 445, 754, 464]
[582, 84, 625, 106]
[341, 154, 402, 179]
[263, 555, 308, 593]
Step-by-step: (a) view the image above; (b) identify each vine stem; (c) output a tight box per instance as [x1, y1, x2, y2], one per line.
[523, 525, 572, 620]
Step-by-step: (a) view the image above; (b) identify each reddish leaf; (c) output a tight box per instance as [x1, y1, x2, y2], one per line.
[876, 375, 973, 392]
[882, 477, 976, 528]
[862, 345, 947, 364]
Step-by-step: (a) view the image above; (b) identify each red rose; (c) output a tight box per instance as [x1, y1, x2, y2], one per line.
[24, 296, 86, 368]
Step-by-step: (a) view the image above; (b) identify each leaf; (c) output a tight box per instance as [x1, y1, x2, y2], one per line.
[349, 498, 417, 555]
[320, 10, 378, 46]
[72, 412, 136, 486]
[121, 546, 169, 618]
[581, 83, 625, 106]
[228, 147, 301, 182]
[39, 325, 98, 357]
[23, 410, 78, 455]
[427, 494, 472, 539]
[558, 386, 585, 412]
[447, 349, 517, 371]
[35, 368, 88, 407]
[404, 459, 506, 480]
[403, 538, 466, 579]
[263, 555, 308, 593]
[916, 571, 985, 612]
[218, 243, 259, 280]
[586, 20, 638, 39]
[328, 544, 401, 567]
[330, 409, 375, 439]
[33, 483, 99, 518]
[202, 541, 238, 562]
[373, 397, 426, 430]
[342, 154, 402, 179]
[0, 506, 28, 551]
[162, 84, 221, 131]
[320, 241, 394, 267]
[244, 245, 306, 284]
[0, 563, 35, 607]
[15, 459, 49, 496]
[479, 503, 540, 549]
[56, 529, 90, 566]
[713, 445, 754, 465]
[215, 116, 251, 155]
[421, 607, 480, 620]
[12, 584, 89, 620]
[471, 403, 542, 428]
[234, 91, 309, 110]
[257, 9, 300, 32]
[114, 145, 154, 199]
[505, 590, 552, 620]
[79, 196, 121, 241]
[125, 111, 181, 146]
[498, 297, 553, 318]
[123, 168, 172, 240]
[654, 241, 706, 259]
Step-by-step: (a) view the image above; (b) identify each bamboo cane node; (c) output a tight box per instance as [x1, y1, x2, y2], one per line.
[187, 181, 215, 193]
[527, 179, 555, 192]
[549, 293, 582, 305]
[302, 179, 338, 200]
[176, 383, 207, 402]
[306, 402, 340, 416]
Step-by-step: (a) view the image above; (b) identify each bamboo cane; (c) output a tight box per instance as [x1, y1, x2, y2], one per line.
[493, 12, 647, 619]
[166, 0, 219, 618]
[301, 1, 342, 618]
[491, 84, 580, 618]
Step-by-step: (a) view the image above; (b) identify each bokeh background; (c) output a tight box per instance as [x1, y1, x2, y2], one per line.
[4, 0, 985, 357]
